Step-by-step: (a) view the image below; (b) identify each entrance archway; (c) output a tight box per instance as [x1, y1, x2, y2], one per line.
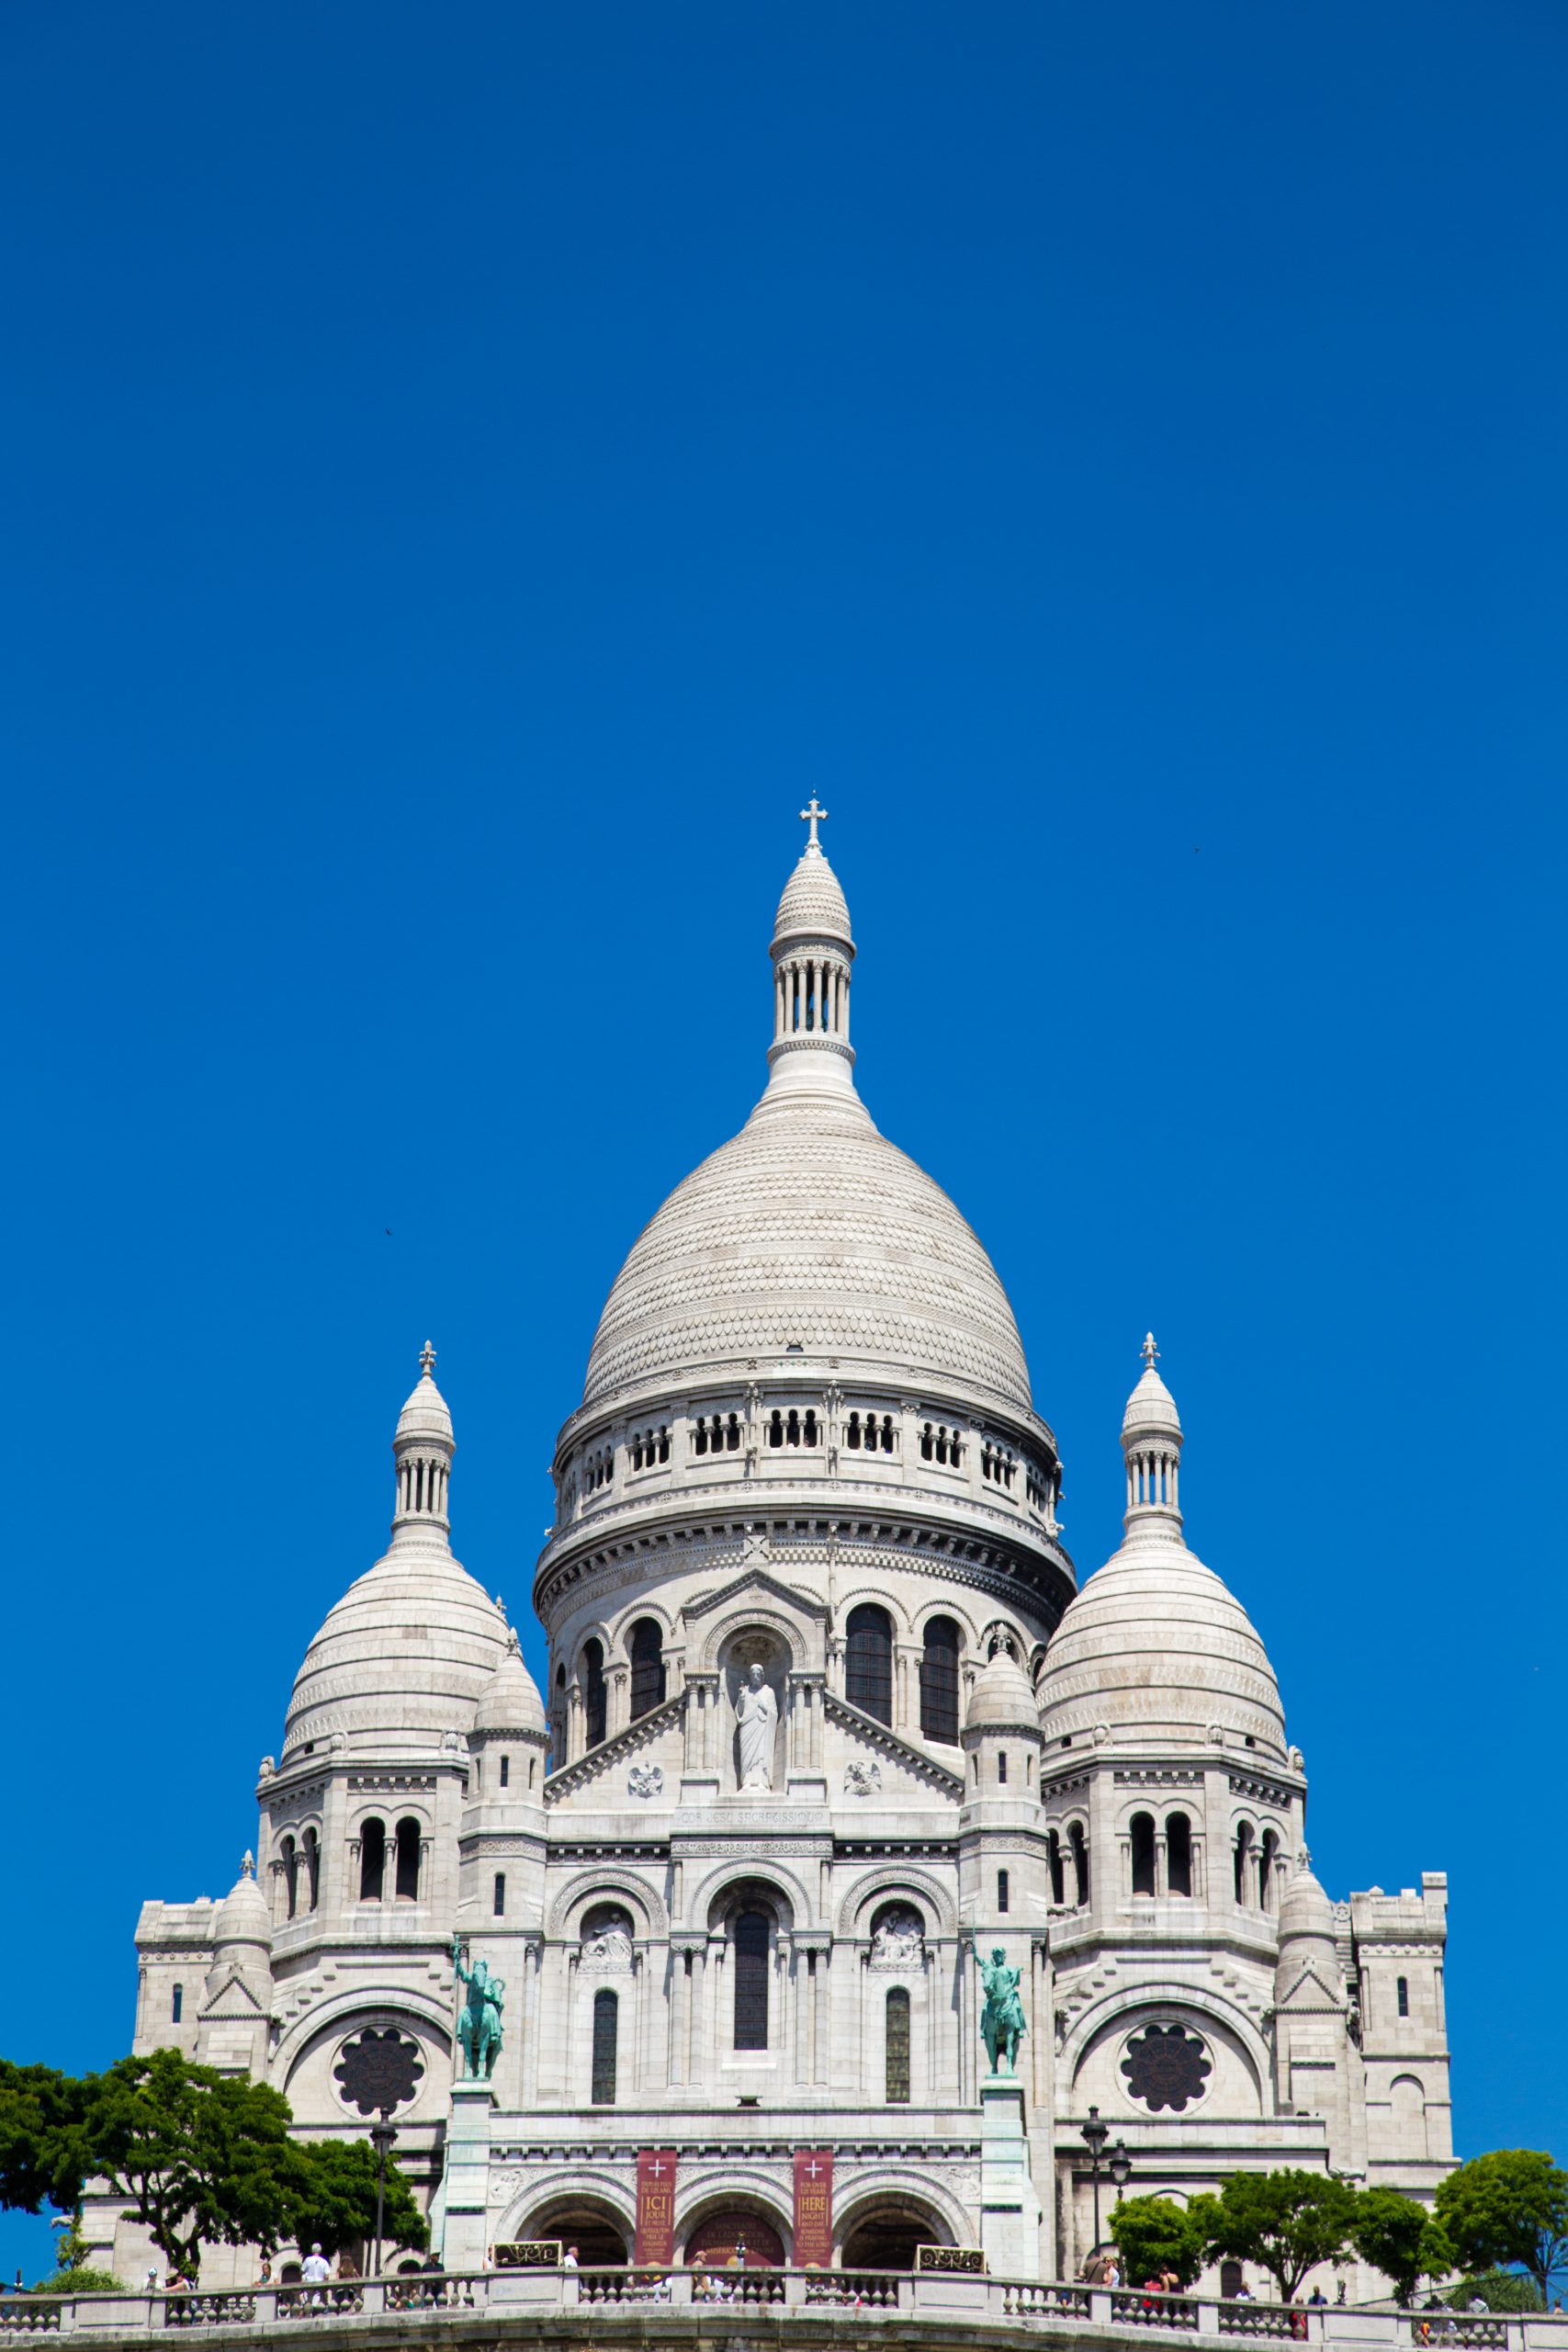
[684, 2210, 785, 2268]
[841, 2201, 948, 2271]
[525, 2201, 628, 2267]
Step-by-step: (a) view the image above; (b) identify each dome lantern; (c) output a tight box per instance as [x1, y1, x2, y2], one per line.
[1122, 1333, 1183, 1532]
[766, 798, 857, 1102]
[392, 1340, 454, 1543]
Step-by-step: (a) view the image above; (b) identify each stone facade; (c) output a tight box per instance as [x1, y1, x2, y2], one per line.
[98, 818, 1453, 2295]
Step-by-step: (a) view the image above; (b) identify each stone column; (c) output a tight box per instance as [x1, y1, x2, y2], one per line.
[608, 1666, 630, 1742]
[894, 1644, 919, 1734]
[522, 1937, 544, 2106]
[566, 1683, 584, 1767]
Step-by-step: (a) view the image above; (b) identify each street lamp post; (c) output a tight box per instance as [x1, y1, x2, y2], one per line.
[1109, 2140, 1133, 2206]
[1080, 2107, 1111, 2250]
[369, 2107, 399, 2279]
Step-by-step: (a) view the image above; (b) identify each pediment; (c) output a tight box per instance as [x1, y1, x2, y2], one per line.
[825, 1690, 964, 1799]
[199, 1969, 265, 2019]
[543, 1689, 684, 1808]
[1278, 1959, 1346, 2013]
[682, 1566, 828, 1626]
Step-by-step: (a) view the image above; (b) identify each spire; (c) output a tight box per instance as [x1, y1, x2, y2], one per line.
[765, 807, 858, 1101]
[1121, 1331, 1184, 1534]
[391, 1342, 456, 1544]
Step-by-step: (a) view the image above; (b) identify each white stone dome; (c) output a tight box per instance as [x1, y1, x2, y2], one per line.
[582, 1082, 1032, 1411]
[1277, 1864, 1336, 1947]
[473, 1628, 547, 1737]
[285, 1536, 509, 1753]
[773, 843, 852, 945]
[964, 1645, 1042, 1734]
[212, 1855, 272, 1950]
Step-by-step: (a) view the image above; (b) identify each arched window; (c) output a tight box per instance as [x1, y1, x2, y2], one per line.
[1220, 2263, 1245, 2302]
[629, 1618, 667, 1719]
[499, 1754, 510, 1788]
[1259, 1827, 1279, 1912]
[997, 1868, 1010, 1914]
[846, 1603, 893, 1724]
[733, 1910, 771, 2050]
[1234, 1822, 1255, 1906]
[281, 1834, 299, 1920]
[919, 1616, 960, 1743]
[302, 1826, 320, 1911]
[1070, 1821, 1090, 1906]
[359, 1818, 386, 1902]
[581, 1638, 607, 1748]
[1131, 1812, 1156, 1896]
[1167, 1812, 1192, 1898]
[1397, 1975, 1409, 2018]
[998, 1749, 1008, 1784]
[1048, 1828, 1066, 1905]
[493, 1872, 506, 1917]
[591, 1988, 618, 2106]
[394, 1816, 421, 1902]
[886, 1987, 911, 2104]
[171, 1984, 183, 2024]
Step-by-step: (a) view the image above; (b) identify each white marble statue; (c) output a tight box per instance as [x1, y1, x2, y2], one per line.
[735, 1662, 777, 1790]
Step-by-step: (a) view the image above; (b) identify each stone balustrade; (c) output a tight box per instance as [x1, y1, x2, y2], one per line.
[0, 2274, 1561, 2347]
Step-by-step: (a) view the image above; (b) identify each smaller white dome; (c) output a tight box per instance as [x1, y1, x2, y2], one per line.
[396, 1351, 453, 1445]
[1122, 1339, 1181, 1440]
[473, 1629, 547, 1737]
[213, 1854, 272, 1950]
[773, 844, 852, 947]
[964, 1645, 1041, 1734]
[1277, 1865, 1336, 1947]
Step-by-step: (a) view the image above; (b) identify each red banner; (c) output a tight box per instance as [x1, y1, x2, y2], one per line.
[635, 2148, 677, 2265]
[793, 2147, 833, 2268]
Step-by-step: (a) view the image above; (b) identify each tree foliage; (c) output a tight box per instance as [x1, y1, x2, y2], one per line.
[0, 2063, 95, 2216]
[80, 2052, 303, 2280]
[287, 2140, 426, 2262]
[1435, 2153, 1568, 2301]
[1201, 2170, 1360, 2301]
[1350, 2188, 1453, 2304]
[1444, 2272, 1546, 2313]
[1110, 2196, 1211, 2290]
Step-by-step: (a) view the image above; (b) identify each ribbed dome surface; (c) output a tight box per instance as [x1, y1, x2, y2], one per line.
[1277, 1866, 1336, 1945]
[964, 1645, 1041, 1732]
[213, 1860, 273, 1949]
[773, 846, 852, 944]
[582, 1086, 1032, 1411]
[285, 1535, 508, 1752]
[1037, 1526, 1285, 1754]
[474, 1630, 547, 1736]
[396, 1371, 453, 1443]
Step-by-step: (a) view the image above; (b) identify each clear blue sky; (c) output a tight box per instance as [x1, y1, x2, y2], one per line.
[3, 0, 1564, 2286]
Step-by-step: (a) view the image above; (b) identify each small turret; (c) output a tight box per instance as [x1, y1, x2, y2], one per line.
[392, 1340, 454, 1542]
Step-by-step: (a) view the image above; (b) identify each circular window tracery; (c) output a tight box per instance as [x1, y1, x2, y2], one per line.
[333, 2026, 425, 2117]
[1120, 2021, 1212, 2112]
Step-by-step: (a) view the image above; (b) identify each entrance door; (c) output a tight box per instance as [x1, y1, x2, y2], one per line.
[684, 2211, 785, 2268]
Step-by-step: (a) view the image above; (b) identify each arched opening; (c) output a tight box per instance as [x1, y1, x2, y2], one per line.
[282, 1835, 299, 1920]
[1234, 1822, 1255, 1907]
[886, 1986, 911, 2103]
[733, 1909, 771, 2050]
[302, 1826, 320, 1911]
[394, 1816, 421, 1902]
[493, 1871, 506, 1917]
[628, 1618, 667, 1719]
[840, 2202, 949, 2272]
[581, 1638, 607, 1748]
[1131, 1812, 1156, 1897]
[1391, 2074, 1428, 2159]
[1070, 1821, 1090, 1905]
[358, 1817, 386, 1903]
[1220, 2261, 1245, 2301]
[846, 1603, 893, 1724]
[1397, 1974, 1410, 2018]
[684, 2209, 785, 2269]
[1259, 1827, 1279, 1912]
[171, 1984, 183, 2024]
[527, 2203, 628, 2268]
[1048, 1828, 1066, 1905]
[591, 1988, 618, 2106]
[1167, 1812, 1192, 1898]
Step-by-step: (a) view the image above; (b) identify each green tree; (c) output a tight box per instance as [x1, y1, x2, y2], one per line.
[1350, 2188, 1453, 2304]
[1201, 2170, 1359, 2302]
[286, 2140, 427, 2263]
[1110, 2196, 1211, 2290]
[0, 2063, 94, 2217]
[82, 2051, 301, 2281]
[1444, 2272, 1545, 2314]
[1435, 2153, 1568, 2303]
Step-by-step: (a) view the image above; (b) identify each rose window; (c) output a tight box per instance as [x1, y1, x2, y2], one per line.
[333, 2027, 424, 2116]
[1120, 2022, 1211, 2112]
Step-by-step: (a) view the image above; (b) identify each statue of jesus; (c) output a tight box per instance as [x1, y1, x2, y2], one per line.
[735, 1662, 778, 1790]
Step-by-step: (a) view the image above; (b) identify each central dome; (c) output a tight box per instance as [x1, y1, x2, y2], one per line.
[582, 1084, 1032, 1410]
[583, 820, 1032, 1415]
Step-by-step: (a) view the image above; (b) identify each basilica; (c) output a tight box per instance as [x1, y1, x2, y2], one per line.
[102, 814, 1454, 2291]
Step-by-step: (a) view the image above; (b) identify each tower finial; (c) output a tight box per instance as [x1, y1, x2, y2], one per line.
[420, 1340, 436, 1378]
[241, 1849, 255, 1880]
[799, 796, 829, 850]
[1141, 1331, 1158, 1371]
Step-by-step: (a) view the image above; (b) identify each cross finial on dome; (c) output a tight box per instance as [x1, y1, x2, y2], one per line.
[799, 796, 829, 849]
[1141, 1332, 1158, 1371]
[420, 1340, 436, 1378]
[241, 1849, 255, 1879]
